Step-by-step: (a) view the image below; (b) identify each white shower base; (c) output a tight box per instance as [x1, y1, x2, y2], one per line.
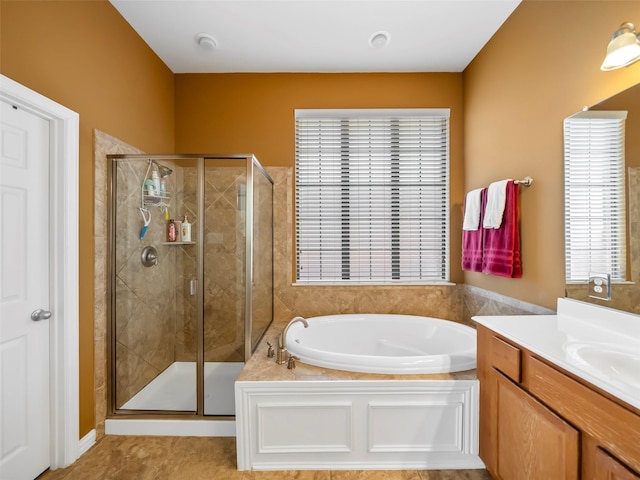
[120, 361, 243, 414]
[105, 361, 243, 437]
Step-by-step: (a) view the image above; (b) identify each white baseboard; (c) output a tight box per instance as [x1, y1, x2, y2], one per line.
[78, 429, 96, 457]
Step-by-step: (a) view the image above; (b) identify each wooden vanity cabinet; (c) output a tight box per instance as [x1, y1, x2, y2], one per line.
[495, 372, 579, 479]
[477, 324, 640, 480]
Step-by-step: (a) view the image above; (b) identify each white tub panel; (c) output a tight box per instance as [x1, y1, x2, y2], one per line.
[235, 380, 482, 471]
[368, 401, 462, 453]
[258, 403, 353, 453]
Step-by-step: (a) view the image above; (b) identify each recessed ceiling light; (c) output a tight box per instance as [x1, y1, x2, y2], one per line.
[368, 31, 390, 49]
[195, 33, 217, 51]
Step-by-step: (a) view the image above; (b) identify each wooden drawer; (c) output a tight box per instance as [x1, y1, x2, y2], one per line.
[529, 355, 640, 474]
[491, 335, 521, 383]
[595, 448, 640, 480]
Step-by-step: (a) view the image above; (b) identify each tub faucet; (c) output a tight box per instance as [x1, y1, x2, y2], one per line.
[287, 354, 299, 370]
[277, 316, 308, 365]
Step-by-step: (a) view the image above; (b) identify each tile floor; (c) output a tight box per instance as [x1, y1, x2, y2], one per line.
[37, 436, 494, 480]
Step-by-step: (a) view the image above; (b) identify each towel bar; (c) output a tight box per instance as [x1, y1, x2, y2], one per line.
[514, 176, 533, 186]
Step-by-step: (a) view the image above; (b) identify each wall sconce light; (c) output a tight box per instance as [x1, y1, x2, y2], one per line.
[601, 22, 640, 71]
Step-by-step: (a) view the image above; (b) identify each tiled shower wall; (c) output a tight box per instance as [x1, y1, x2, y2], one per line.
[95, 130, 141, 436]
[94, 131, 550, 439]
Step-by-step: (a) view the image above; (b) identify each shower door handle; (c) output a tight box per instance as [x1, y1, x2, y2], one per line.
[31, 309, 52, 322]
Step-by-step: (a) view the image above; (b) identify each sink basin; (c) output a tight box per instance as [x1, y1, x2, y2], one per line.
[564, 343, 640, 389]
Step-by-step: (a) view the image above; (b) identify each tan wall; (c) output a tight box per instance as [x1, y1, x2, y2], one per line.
[463, 0, 640, 310]
[0, 1, 175, 437]
[175, 72, 466, 283]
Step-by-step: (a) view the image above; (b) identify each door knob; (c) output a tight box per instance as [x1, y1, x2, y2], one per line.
[31, 309, 52, 322]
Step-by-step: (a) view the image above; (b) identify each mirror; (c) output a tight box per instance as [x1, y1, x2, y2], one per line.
[564, 83, 640, 314]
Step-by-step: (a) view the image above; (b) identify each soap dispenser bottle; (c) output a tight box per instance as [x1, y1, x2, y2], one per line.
[181, 215, 192, 242]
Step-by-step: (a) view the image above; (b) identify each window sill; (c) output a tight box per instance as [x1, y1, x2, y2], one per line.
[292, 281, 457, 287]
[566, 280, 636, 285]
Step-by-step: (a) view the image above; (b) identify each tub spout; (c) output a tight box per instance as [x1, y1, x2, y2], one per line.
[277, 316, 308, 365]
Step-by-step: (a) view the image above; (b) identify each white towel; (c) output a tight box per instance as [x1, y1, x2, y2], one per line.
[462, 188, 483, 231]
[483, 180, 511, 229]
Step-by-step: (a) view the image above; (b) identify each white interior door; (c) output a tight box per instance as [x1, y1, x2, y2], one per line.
[0, 100, 51, 479]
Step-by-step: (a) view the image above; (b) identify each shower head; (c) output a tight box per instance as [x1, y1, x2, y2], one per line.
[152, 160, 173, 178]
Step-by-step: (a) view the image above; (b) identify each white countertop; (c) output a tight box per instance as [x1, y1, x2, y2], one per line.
[473, 298, 640, 411]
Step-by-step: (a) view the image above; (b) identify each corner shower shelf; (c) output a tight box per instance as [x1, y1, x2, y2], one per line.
[161, 241, 195, 246]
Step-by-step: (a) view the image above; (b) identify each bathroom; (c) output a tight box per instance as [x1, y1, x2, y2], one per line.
[1, 0, 640, 478]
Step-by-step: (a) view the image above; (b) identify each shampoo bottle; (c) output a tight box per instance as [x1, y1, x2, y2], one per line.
[181, 215, 192, 242]
[166, 219, 177, 242]
[151, 168, 160, 194]
[144, 179, 156, 197]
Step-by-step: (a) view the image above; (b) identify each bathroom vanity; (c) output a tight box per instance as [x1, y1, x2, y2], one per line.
[474, 299, 640, 479]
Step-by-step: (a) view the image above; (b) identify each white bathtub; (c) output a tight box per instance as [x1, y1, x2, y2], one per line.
[286, 314, 477, 374]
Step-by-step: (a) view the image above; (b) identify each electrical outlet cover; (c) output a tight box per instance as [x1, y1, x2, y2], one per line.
[588, 272, 611, 300]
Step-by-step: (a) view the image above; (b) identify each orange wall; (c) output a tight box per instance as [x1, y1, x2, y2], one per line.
[0, 1, 175, 437]
[175, 73, 466, 281]
[463, 0, 640, 310]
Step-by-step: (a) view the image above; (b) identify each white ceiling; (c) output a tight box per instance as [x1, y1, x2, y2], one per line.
[110, 0, 521, 73]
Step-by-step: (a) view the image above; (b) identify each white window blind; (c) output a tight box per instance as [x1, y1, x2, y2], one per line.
[295, 109, 450, 283]
[563, 110, 627, 283]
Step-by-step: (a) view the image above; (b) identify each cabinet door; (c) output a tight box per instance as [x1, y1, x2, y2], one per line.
[496, 373, 579, 480]
[595, 448, 640, 480]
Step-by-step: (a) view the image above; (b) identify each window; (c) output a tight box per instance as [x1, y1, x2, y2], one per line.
[563, 111, 627, 283]
[295, 109, 450, 283]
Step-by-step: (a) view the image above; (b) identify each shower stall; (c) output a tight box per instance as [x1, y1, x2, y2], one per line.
[107, 154, 273, 418]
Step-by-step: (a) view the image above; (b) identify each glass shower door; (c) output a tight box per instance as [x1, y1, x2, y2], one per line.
[251, 161, 274, 353]
[111, 157, 198, 412]
[202, 159, 247, 415]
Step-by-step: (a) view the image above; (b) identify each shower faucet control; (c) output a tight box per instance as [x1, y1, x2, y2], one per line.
[266, 341, 275, 358]
[141, 246, 158, 267]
